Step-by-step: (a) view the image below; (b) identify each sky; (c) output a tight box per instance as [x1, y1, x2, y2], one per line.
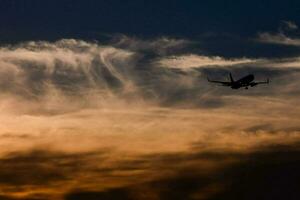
[0, 1, 300, 200]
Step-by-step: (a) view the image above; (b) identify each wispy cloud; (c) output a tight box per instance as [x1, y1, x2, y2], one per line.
[257, 32, 300, 46]
[280, 20, 298, 31]
[157, 54, 254, 69]
[257, 21, 300, 46]
[112, 35, 191, 55]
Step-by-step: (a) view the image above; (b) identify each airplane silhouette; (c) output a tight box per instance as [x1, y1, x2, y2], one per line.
[207, 73, 269, 89]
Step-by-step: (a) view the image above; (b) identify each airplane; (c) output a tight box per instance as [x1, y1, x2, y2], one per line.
[207, 73, 269, 89]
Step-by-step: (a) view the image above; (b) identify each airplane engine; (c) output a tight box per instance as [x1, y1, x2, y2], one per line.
[250, 82, 258, 87]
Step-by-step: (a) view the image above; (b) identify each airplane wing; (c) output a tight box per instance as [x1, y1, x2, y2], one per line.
[207, 77, 232, 86]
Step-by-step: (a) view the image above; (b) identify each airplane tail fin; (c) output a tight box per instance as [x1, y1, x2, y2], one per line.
[229, 73, 234, 83]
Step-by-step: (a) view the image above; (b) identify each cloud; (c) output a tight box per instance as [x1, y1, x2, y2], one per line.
[0, 39, 147, 116]
[0, 37, 196, 113]
[111, 35, 192, 56]
[280, 20, 298, 31]
[0, 149, 108, 199]
[270, 57, 300, 68]
[157, 54, 254, 69]
[256, 21, 300, 46]
[1, 131, 298, 200]
[0, 36, 300, 114]
[1, 37, 300, 113]
[0, 36, 300, 199]
[257, 32, 300, 46]
[0, 39, 137, 96]
[64, 141, 300, 200]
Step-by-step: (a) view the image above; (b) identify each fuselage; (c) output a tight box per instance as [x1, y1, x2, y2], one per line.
[231, 74, 254, 89]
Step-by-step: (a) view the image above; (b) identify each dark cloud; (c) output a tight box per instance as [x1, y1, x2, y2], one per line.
[64, 142, 300, 200]
[0, 195, 17, 200]
[0, 150, 106, 186]
[65, 189, 133, 200]
[0, 131, 299, 200]
[210, 143, 300, 200]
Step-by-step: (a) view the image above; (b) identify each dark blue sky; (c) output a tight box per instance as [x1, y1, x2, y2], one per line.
[0, 0, 299, 42]
[1, 0, 300, 58]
